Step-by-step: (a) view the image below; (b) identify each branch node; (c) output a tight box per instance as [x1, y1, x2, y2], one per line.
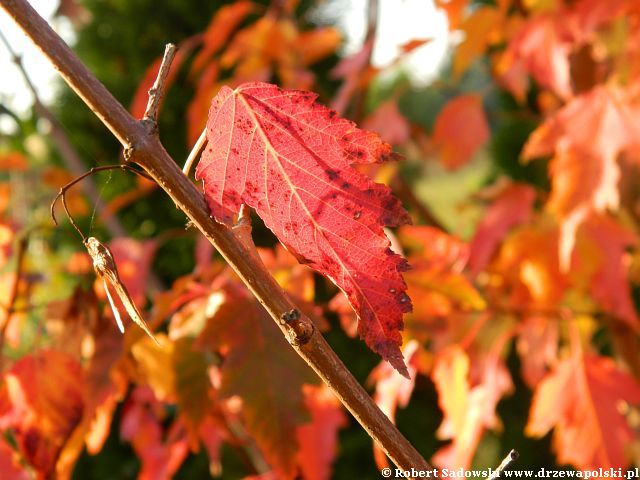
[141, 43, 177, 128]
[280, 309, 314, 346]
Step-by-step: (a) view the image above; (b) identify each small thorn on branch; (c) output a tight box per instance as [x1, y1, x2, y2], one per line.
[142, 43, 177, 129]
[490, 449, 519, 480]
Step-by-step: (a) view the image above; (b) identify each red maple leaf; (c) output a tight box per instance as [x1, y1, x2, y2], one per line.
[196, 82, 412, 375]
[502, 13, 573, 100]
[295, 385, 347, 480]
[195, 284, 317, 478]
[469, 183, 536, 275]
[0, 437, 28, 480]
[523, 83, 640, 267]
[432, 93, 490, 170]
[527, 353, 640, 469]
[0, 350, 85, 477]
[120, 387, 190, 480]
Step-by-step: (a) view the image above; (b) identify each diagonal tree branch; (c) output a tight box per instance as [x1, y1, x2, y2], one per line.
[0, 0, 432, 474]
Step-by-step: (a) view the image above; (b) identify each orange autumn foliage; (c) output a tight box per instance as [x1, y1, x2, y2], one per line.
[3, 0, 640, 477]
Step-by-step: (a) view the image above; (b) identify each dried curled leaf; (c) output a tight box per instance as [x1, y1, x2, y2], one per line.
[84, 237, 158, 343]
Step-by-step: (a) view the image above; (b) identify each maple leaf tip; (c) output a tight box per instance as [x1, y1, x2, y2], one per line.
[392, 357, 411, 379]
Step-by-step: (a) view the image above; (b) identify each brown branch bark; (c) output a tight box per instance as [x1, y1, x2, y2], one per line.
[141, 43, 176, 125]
[0, 0, 431, 474]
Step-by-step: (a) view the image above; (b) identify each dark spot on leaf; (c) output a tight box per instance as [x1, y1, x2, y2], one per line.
[345, 147, 365, 160]
[245, 182, 257, 194]
[223, 191, 240, 204]
[326, 169, 339, 180]
[381, 196, 398, 210]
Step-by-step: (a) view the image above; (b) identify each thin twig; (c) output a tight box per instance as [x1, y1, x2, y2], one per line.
[1, 1, 431, 473]
[183, 127, 207, 176]
[490, 449, 519, 480]
[142, 43, 177, 126]
[50, 164, 152, 239]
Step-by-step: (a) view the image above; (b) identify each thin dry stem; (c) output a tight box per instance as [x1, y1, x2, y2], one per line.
[142, 43, 177, 125]
[50, 164, 150, 240]
[183, 127, 207, 176]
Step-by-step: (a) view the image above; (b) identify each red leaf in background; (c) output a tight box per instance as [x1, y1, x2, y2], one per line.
[516, 315, 559, 388]
[502, 13, 573, 99]
[195, 285, 316, 478]
[432, 345, 513, 469]
[492, 223, 568, 310]
[330, 38, 375, 114]
[525, 84, 640, 163]
[0, 437, 28, 480]
[197, 416, 225, 476]
[121, 387, 190, 480]
[527, 353, 640, 469]
[436, 0, 469, 30]
[469, 183, 536, 275]
[190, 1, 256, 75]
[399, 227, 485, 326]
[523, 84, 640, 267]
[362, 101, 411, 145]
[296, 27, 342, 66]
[0, 151, 28, 171]
[452, 6, 504, 77]
[107, 238, 158, 305]
[432, 94, 490, 170]
[369, 340, 423, 470]
[432, 347, 476, 468]
[0, 350, 85, 477]
[196, 82, 413, 376]
[580, 215, 638, 329]
[295, 385, 347, 480]
[82, 305, 128, 455]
